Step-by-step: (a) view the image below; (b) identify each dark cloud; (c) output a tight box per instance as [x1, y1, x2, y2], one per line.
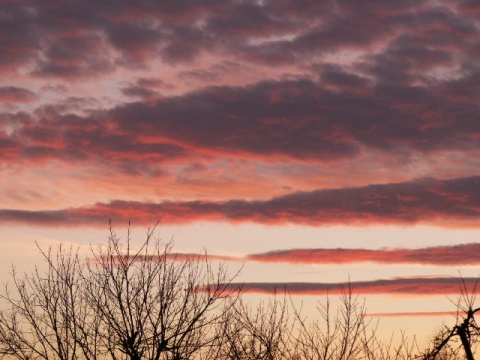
[159, 25, 210, 64]
[136, 78, 173, 89]
[1, 0, 479, 81]
[0, 2, 41, 70]
[205, 1, 301, 40]
[313, 63, 371, 93]
[110, 80, 361, 161]
[231, 277, 480, 295]
[120, 78, 173, 99]
[1, 1, 480, 174]
[0, 176, 478, 227]
[0, 87, 37, 103]
[33, 34, 114, 78]
[36, 97, 100, 115]
[2, 73, 480, 170]
[109, 78, 480, 159]
[179, 69, 219, 82]
[120, 85, 160, 100]
[106, 21, 164, 67]
[360, 36, 454, 87]
[5, 109, 188, 166]
[245, 243, 480, 266]
[0, 135, 20, 160]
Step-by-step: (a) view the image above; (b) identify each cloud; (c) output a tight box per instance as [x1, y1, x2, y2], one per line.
[4, 109, 190, 166]
[102, 75, 480, 163]
[2, 71, 479, 172]
[108, 243, 480, 267]
[245, 243, 480, 266]
[0, 87, 37, 103]
[2, 1, 480, 204]
[0, 176, 478, 227]
[0, 0, 478, 81]
[3, 1, 480, 167]
[230, 277, 480, 296]
[107, 253, 240, 264]
[120, 85, 160, 100]
[32, 33, 114, 79]
[120, 78, 173, 100]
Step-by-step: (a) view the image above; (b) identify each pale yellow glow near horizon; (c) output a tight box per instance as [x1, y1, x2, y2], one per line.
[1, 223, 478, 342]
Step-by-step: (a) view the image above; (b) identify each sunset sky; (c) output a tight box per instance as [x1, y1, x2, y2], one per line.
[1, 0, 480, 343]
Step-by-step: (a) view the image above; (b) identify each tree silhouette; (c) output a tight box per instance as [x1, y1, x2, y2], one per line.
[0, 242, 90, 360]
[289, 286, 376, 360]
[422, 278, 480, 360]
[216, 294, 293, 360]
[0, 223, 462, 360]
[0, 224, 240, 360]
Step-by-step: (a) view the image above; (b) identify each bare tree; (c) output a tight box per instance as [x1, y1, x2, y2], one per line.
[215, 293, 294, 360]
[421, 278, 480, 360]
[86, 224, 241, 360]
[214, 284, 407, 360]
[363, 331, 420, 360]
[3, 224, 471, 360]
[288, 286, 376, 360]
[0, 243, 94, 360]
[0, 224, 241, 360]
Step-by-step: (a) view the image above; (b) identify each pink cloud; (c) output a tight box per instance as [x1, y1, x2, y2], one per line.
[232, 277, 480, 296]
[245, 243, 480, 266]
[0, 176, 478, 228]
[0, 87, 37, 103]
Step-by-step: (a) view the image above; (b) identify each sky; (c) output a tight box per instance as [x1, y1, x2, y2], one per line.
[1, 0, 480, 345]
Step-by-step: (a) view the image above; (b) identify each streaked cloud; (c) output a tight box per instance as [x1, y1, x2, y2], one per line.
[232, 277, 480, 295]
[245, 243, 480, 266]
[0, 176, 478, 227]
[111, 243, 480, 267]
